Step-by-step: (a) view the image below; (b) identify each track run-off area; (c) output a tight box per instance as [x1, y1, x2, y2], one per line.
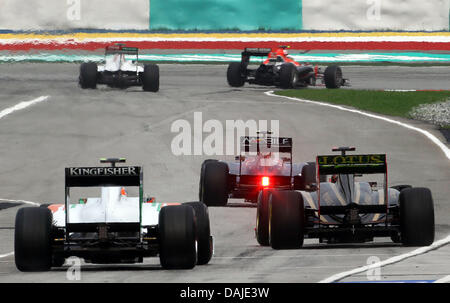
[0, 64, 449, 282]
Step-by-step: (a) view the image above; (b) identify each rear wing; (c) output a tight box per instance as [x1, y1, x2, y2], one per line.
[65, 166, 142, 187]
[240, 136, 292, 153]
[317, 154, 387, 175]
[105, 45, 139, 56]
[242, 48, 272, 57]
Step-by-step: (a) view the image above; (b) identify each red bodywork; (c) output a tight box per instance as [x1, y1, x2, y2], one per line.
[263, 47, 301, 66]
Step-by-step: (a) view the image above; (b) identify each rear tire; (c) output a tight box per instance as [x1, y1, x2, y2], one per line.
[279, 63, 298, 89]
[185, 202, 213, 265]
[159, 205, 197, 269]
[227, 62, 245, 87]
[199, 159, 218, 201]
[399, 187, 434, 246]
[79, 62, 98, 89]
[200, 161, 229, 207]
[324, 65, 343, 89]
[269, 191, 304, 249]
[142, 64, 159, 92]
[256, 190, 271, 246]
[15, 207, 53, 271]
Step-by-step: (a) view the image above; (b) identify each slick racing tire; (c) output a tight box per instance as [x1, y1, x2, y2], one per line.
[185, 202, 213, 265]
[227, 62, 246, 87]
[15, 207, 53, 271]
[159, 205, 197, 269]
[279, 63, 298, 89]
[79, 62, 98, 89]
[200, 161, 229, 207]
[324, 65, 343, 89]
[199, 159, 218, 201]
[399, 187, 435, 246]
[256, 190, 271, 246]
[269, 191, 304, 249]
[142, 64, 160, 92]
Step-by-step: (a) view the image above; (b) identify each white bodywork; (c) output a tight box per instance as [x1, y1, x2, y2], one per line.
[50, 187, 176, 229]
[97, 54, 144, 73]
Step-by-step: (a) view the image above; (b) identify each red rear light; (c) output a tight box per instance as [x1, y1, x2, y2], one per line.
[262, 176, 270, 187]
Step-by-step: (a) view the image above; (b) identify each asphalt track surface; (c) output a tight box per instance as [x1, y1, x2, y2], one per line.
[0, 64, 449, 283]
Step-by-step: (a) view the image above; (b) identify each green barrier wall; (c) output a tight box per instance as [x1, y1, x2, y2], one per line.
[149, 0, 302, 31]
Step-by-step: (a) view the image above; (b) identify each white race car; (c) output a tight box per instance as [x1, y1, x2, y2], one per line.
[79, 44, 159, 92]
[14, 158, 212, 271]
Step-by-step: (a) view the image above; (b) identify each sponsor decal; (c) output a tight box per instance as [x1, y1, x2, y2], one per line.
[68, 166, 138, 176]
[318, 154, 386, 166]
[241, 136, 291, 147]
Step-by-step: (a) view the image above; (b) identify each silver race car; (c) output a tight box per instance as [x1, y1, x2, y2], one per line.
[79, 44, 159, 92]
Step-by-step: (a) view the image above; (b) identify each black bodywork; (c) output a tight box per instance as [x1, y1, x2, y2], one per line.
[306, 148, 399, 243]
[239, 48, 315, 87]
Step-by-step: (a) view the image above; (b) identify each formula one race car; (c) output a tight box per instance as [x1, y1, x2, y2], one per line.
[227, 46, 348, 89]
[257, 147, 435, 248]
[79, 44, 159, 92]
[14, 158, 212, 271]
[199, 132, 319, 212]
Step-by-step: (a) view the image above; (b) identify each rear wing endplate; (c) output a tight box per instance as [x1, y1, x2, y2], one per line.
[65, 166, 142, 187]
[317, 154, 386, 175]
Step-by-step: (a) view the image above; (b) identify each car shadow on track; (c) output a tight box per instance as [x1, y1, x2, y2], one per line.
[300, 242, 404, 249]
[51, 264, 168, 272]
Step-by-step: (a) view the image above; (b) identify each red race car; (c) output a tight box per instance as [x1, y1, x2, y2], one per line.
[227, 46, 348, 89]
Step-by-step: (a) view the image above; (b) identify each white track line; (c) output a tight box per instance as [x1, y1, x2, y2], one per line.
[0, 199, 41, 261]
[0, 252, 13, 259]
[0, 198, 40, 206]
[319, 235, 450, 283]
[0, 97, 48, 206]
[265, 91, 450, 283]
[0, 97, 49, 260]
[0, 96, 49, 120]
[435, 275, 450, 283]
[265, 91, 450, 160]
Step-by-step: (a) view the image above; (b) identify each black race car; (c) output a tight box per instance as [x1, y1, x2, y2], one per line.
[257, 147, 435, 248]
[227, 46, 349, 89]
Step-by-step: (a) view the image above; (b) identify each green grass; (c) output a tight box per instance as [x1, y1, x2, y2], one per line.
[276, 89, 450, 118]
